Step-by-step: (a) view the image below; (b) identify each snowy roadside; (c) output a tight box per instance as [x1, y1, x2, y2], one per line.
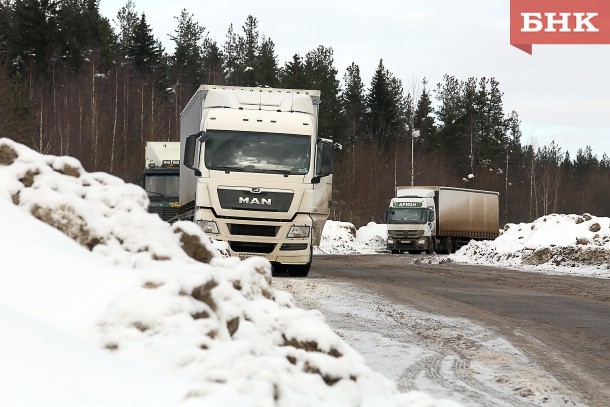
[273, 277, 586, 407]
[0, 138, 456, 407]
[316, 217, 610, 279]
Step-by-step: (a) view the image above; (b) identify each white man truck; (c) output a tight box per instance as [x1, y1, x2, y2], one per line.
[143, 142, 180, 221]
[386, 186, 499, 254]
[178, 85, 333, 276]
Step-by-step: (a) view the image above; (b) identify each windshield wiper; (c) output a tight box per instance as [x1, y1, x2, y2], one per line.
[146, 190, 171, 200]
[209, 166, 248, 173]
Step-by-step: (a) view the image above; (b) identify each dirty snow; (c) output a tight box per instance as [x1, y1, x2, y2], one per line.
[316, 216, 610, 279]
[0, 138, 457, 407]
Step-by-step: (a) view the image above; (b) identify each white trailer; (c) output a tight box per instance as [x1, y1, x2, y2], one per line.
[179, 85, 334, 276]
[386, 186, 499, 254]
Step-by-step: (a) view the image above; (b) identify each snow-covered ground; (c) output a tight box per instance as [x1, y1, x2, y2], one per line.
[0, 138, 459, 406]
[1, 137, 607, 406]
[317, 217, 610, 279]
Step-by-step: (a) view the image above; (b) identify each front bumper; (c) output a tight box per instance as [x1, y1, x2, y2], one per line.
[196, 208, 312, 265]
[387, 236, 430, 251]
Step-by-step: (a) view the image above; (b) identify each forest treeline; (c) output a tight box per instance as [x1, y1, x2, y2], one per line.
[0, 0, 608, 227]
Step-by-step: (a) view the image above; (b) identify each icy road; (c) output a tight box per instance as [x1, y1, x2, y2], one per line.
[275, 254, 610, 407]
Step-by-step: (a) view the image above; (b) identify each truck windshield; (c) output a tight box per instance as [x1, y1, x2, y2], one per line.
[387, 208, 428, 224]
[204, 130, 310, 174]
[144, 175, 179, 199]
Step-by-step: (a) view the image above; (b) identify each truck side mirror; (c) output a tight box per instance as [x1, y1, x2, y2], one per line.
[428, 207, 435, 223]
[184, 132, 207, 172]
[312, 139, 333, 183]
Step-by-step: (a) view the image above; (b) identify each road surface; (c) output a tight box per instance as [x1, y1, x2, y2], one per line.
[274, 254, 610, 406]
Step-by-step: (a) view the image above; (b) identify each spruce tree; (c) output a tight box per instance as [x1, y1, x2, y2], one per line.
[341, 62, 365, 145]
[279, 54, 307, 89]
[366, 59, 405, 150]
[127, 13, 162, 75]
[202, 38, 224, 85]
[414, 79, 436, 148]
[222, 23, 240, 85]
[304, 45, 343, 141]
[170, 8, 205, 90]
[12, 0, 60, 72]
[240, 15, 258, 87]
[256, 36, 279, 87]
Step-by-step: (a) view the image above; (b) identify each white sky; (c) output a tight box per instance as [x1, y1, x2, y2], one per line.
[99, 0, 610, 157]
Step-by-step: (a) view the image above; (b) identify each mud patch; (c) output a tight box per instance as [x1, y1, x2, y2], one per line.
[0, 143, 18, 165]
[30, 204, 104, 250]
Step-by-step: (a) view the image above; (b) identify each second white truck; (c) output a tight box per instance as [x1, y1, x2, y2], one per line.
[143, 142, 180, 222]
[386, 186, 499, 254]
[178, 85, 333, 276]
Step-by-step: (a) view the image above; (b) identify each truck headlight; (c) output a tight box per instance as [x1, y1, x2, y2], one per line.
[417, 238, 426, 245]
[197, 220, 219, 234]
[287, 225, 310, 238]
[387, 239, 394, 244]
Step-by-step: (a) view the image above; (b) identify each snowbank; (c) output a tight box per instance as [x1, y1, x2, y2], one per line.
[316, 221, 387, 254]
[452, 213, 610, 278]
[0, 138, 457, 406]
[316, 215, 609, 278]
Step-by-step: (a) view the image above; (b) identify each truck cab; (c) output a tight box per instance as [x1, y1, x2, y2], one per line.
[386, 190, 436, 254]
[179, 86, 333, 276]
[143, 142, 180, 222]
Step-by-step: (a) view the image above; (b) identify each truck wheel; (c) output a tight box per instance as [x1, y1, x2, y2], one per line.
[443, 237, 453, 254]
[391, 249, 399, 254]
[286, 262, 311, 277]
[425, 238, 436, 254]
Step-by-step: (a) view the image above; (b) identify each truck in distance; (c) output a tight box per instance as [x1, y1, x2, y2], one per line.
[179, 85, 334, 276]
[143, 142, 180, 222]
[386, 186, 499, 254]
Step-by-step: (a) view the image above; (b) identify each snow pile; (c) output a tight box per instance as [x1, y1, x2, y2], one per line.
[453, 213, 610, 276]
[0, 138, 455, 406]
[316, 221, 387, 254]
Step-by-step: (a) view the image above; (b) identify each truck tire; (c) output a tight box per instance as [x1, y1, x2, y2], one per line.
[443, 237, 453, 254]
[425, 238, 436, 254]
[286, 262, 311, 277]
[391, 249, 400, 254]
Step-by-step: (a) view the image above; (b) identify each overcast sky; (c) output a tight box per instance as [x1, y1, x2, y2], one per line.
[99, 0, 610, 157]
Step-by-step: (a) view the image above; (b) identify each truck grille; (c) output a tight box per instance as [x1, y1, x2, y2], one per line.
[229, 242, 276, 254]
[280, 243, 308, 251]
[228, 224, 278, 237]
[149, 206, 179, 222]
[218, 188, 293, 212]
[388, 230, 422, 239]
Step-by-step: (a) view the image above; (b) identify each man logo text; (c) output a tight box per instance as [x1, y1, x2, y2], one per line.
[239, 197, 272, 205]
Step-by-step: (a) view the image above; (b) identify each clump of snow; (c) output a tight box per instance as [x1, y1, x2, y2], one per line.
[452, 213, 610, 277]
[0, 138, 455, 406]
[316, 221, 387, 254]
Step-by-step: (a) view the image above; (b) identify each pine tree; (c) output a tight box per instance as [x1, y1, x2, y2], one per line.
[170, 8, 205, 90]
[116, 0, 138, 57]
[303, 45, 343, 141]
[279, 54, 307, 89]
[222, 23, 240, 85]
[366, 59, 405, 150]
[56, 0, 115, 70]
[127, 13, 162, 75]
[256, 36, 279, 87]
[202, 38, 224, 85]
[414, 79, 436, 146]
[12, 0, 60, 72]
[341, 62, 365, 145]
[240, 15, 258, 87]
